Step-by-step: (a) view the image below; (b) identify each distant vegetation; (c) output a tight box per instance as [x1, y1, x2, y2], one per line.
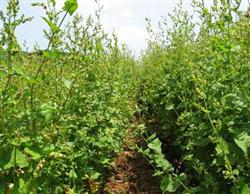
[0, 0, 249, 193]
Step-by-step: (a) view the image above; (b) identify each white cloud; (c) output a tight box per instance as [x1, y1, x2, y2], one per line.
[23, 0, 237, 54]
[120, 9, 134, 19]
[117, 25, 147, 42]
[65, 0, 143, 52]
[99, 0, 129, 10]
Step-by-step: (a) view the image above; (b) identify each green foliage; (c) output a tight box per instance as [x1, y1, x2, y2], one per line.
[140, 0, 250, 193]
[42, 17, 60, 33]
[0, 0, 139, 193]
[4, 148, 29, 170]
[234, 132, 250, 155]
[1, 0, 249, 193]
[139, 132, 189, 193]
[63, 0, 78, 15]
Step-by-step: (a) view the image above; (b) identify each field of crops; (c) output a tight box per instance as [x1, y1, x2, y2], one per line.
[0, 0, 249, 193]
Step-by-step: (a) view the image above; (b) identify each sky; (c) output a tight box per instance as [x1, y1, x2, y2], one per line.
[0, 0, 249, 55]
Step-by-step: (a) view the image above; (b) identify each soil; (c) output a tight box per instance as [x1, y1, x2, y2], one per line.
[103, 128, 161, 194]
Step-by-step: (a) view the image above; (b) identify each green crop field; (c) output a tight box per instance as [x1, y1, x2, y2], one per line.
[0, 0, 249, 193]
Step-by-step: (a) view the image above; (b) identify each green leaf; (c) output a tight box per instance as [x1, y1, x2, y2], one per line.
[9, 140, 20, 147]
[240, 183, 250, 194]
[24, 147, 41, 161]
[101, 158, 110, 164]
[25, 76, 40, 85]
[69, 169, 78, 179]
[31, 2, 46, 7]
[41, 145, 55, 155]
[12, 65, 23, 76]
[0, 51, 8, 61]
[215, 137, 229, 156]
[178, 173, 188, 182]
[90, 171, 101, 180]
[63, 0, 78, 15]
[4, 148, 29, 169]
[0, 70, 7, 79]
[232, 181, 250, 194]
[42, 17, 60, 32]
[43, 51, 60, 59]
[19, 137, 31, 146]
[155, 155, 172, 171]
[148, 138, 162, 154]
[220, 137, 229, 154]
[147, 133, 156, 141]
[160, 174, 180, 193]
[50, 0, 56, 6]
[153, 170, 164, 176]
[234, 132, 250, 155]
[63, 78, 72, 89]
[18, 178, 30, 194]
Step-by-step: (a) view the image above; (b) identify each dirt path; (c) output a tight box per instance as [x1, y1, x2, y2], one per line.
[103, 128, 161, 194]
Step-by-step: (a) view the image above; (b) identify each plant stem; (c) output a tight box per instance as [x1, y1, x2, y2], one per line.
[29, 10, 69, 131]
